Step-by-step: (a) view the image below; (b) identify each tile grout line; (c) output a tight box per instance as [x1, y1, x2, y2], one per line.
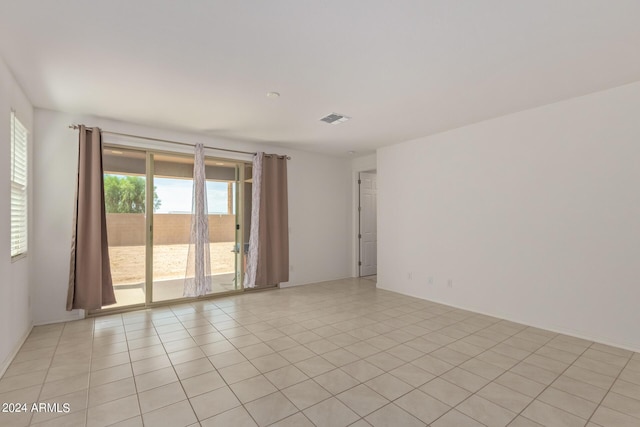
[26, 324, 64, 427]
[83, 321, 94, 427]
[583, 351, 634, 426]
[422, 319, 635, 423]
[505, 341, 600, 426]
[123, 311, 147, 427]
[211, 285, 389, 425]
[163, 299, 296, 426]
[92, 315, 138, 426]
[271, 285, 531, 426]
[213, 299, 325, 427]
[405, 301, 604, 419]
[415, 308, 540, 426]
[178, 301, 267, 427]
[162, 304, 222, 426]
[311, 296, 524, 426]
[182, 283, 482, 426]
[31, 322, 91, 427]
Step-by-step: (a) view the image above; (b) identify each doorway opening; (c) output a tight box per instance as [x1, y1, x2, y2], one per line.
[358, 171, 377, 279]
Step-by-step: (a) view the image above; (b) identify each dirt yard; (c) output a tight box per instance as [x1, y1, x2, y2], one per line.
[109, 242, 236, 284]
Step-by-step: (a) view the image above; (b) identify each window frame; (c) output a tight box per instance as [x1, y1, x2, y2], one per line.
[10, 110, 28, 260]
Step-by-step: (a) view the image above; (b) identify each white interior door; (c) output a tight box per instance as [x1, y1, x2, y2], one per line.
[359, 172, 377, 276]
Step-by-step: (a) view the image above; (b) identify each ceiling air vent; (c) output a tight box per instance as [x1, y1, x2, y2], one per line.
[320, 113, 351, 124]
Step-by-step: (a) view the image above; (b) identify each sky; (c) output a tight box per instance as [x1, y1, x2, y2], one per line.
[155, 178, 235, 214]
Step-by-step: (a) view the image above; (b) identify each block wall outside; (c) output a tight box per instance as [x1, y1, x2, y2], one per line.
[106, 213, 235, 246]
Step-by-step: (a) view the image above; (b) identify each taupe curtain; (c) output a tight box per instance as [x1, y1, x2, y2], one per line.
[67, 126, 116, 310]
[255, 154, 289, 287]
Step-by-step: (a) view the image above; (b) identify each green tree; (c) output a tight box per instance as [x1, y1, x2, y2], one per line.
[104, 175, 161, 213]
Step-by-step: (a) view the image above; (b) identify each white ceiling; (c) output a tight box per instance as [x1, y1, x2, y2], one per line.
[1, 1, 639, 156]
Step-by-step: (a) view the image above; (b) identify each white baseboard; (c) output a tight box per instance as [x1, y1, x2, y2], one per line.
[33, 310, 85, 326]
[377, 282, 640, 354]
[0, 323, 34, 378]
[281, 275, 353, 288]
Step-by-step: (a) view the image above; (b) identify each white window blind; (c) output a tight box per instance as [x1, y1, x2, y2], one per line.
[10, 111, 28, 258]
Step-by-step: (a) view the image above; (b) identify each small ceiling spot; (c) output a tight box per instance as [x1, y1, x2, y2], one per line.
[266, 91, 280, 98]
[348, 151, 356, 155]
[320, 113, 351, 124]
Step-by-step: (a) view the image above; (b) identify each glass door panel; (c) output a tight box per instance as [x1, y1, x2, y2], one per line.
[103, 147, 147, 308]
[151, 154, 242, 302]
[205, 159, 240, 294]
[151, 153, 195, 302]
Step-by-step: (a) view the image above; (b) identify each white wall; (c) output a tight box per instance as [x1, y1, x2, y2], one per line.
[286, 149, 351, 287]
[351, 153, 376, 173]
[378, 81, 640, 352]
[0, 57, 33, 374]
[32, 109, 351, 324]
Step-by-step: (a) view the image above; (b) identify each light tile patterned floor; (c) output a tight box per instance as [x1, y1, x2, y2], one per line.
[1, 278, 639, 427]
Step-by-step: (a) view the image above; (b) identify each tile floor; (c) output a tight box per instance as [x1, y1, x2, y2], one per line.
[1, 278, 639, 427]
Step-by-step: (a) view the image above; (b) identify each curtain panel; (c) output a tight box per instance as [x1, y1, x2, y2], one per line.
[67, 126, 116, 310]
[184, 143, 212, 297]
[244, 153, 263, 288]
[245, 152, 289, 288]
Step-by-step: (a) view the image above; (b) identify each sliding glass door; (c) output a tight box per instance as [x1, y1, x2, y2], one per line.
[103, 147, 148, 308]
[204, 158, 242, 295]
[150, 153, 194, 302]
[101, 146, 247, 311]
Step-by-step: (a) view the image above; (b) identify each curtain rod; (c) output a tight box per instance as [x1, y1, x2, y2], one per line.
[68, 125, 291, 160]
